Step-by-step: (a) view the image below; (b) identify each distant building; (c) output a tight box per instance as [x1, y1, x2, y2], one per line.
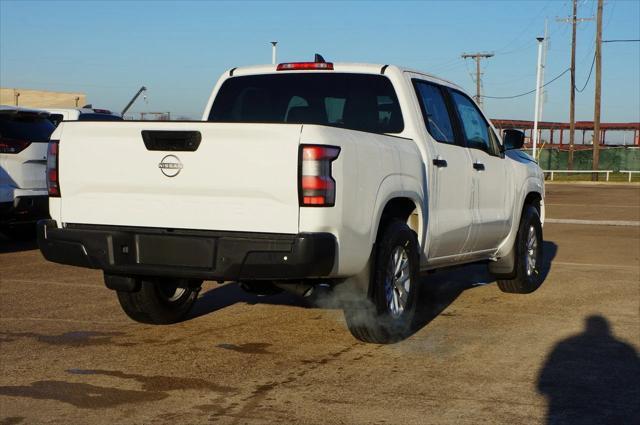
[0, 88, 86, 108]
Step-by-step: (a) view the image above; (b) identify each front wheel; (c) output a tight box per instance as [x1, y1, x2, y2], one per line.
[496, 205, 544, 294]
[344, 220, 420, 344]
[115, 277, 201, 324]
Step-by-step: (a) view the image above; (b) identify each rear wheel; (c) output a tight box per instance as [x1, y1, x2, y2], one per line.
[115, 277, 201, 324]
[496, 205, 544, 294]
[344, 220, 419, 344]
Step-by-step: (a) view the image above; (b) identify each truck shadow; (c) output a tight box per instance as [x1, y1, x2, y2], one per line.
[189, 241, 558, 339]
[189, 283, 307, 319]
[0, 234, 38, 254]
[408, 240, 557, 338]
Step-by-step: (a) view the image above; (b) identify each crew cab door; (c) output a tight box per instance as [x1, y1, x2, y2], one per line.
[448, 90, 511, 252]
[413, 80, 474, 259]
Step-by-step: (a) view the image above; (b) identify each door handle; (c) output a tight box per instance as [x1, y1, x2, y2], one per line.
[473, 162, 485, 171]
[432, 158, 448, 168]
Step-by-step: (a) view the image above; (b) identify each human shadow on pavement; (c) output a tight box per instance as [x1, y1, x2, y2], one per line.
[537, 315, 640, 425]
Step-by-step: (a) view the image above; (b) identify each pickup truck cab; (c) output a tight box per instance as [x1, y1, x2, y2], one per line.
[38, 59, 545, 343]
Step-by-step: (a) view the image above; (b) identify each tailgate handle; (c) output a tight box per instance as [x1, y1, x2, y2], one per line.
[141, 130, 202, 151]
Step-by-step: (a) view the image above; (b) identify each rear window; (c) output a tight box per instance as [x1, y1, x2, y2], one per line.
[0, 112, 55, 142]
[77, 113, 123, 121]
[208, 73, 404, 134]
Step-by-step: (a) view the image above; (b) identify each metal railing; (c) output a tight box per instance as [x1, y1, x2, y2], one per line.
[619, 170, 640, 182]
[543, 170, 614, 181]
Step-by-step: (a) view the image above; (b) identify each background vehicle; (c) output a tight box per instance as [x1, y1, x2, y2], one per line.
[44, 106, 122, 127]
[1, 106, 55, 239]
[38, 59, 545, 343]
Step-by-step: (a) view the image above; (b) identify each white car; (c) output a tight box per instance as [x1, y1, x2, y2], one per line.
[38, 60, 545, 343]
[1, 105, 55, 238]
[44, 107, 122, 127]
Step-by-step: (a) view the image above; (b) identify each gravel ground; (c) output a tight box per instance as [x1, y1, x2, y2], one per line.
[1, 184, 638, 425]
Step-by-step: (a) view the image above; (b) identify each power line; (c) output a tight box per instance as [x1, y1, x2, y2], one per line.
[494, 0, 555, 55]
[575, 38, 639, 93]
[481, 68, 570, 99]
[575, 52, 596, 92]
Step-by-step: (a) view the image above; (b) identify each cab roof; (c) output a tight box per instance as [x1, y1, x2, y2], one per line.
[227, 62, 464, 92]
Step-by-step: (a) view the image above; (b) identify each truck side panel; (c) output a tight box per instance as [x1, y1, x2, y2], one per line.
[298, 125, 423, 276]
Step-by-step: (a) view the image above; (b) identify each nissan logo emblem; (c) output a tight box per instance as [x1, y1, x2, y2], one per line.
[158, 155, 183, 177]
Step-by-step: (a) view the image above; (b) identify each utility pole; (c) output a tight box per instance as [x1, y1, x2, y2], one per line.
[533, 37, 545, 161]
[592, 0, 603, 180]
[461, 52, 494, 108]
[557, 0, 594, 169]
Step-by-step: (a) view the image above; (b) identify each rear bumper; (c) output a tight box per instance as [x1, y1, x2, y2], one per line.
[1, 195, 49, 224]
[37, 220, 336, 281]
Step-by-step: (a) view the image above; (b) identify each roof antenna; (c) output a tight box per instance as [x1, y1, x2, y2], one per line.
[314, 53, 326, 63]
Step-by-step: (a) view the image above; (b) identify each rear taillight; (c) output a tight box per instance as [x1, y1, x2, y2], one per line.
[0, 138, 31, 154]
[47, 140, 60, 197]
[277, 62, 334, 71]
[299, 145, 340, 207]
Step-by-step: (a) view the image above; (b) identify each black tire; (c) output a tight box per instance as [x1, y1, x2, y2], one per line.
[115, 277, 201, 324]
[344, 220, 420, 344]
[496, 205, 544, 294]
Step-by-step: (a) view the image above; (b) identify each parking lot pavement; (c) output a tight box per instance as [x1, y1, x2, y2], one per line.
[545, 182, 640, 222]
[1, 184, 639, 425]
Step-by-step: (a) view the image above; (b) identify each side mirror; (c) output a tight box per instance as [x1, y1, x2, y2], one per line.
[502, 129, 525, 151]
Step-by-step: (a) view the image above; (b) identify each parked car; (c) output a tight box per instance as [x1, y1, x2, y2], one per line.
[44, 106, 122, 127]
[37, 59, 545, 343]
[1, 106, 55, 239]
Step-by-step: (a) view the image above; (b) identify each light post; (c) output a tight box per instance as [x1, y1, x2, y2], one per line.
[270, 41, 278, 65]
[532, 37, 545, 160]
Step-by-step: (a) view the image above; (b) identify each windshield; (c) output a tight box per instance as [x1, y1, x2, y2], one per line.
[0, 112, 55, 142]
[208, 73, 404, 134]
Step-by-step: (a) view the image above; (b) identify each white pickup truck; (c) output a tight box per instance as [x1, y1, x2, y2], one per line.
[38, 59, 545, 343]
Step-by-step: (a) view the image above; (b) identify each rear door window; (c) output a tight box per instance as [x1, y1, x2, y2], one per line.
[0, 112, 55, 142]
[413, 81, 456, 144]
[209, 73, 404, 134]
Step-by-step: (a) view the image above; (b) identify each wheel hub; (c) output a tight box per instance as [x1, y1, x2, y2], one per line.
[385, 246, 411, 318]
[525, 225, 538, 276]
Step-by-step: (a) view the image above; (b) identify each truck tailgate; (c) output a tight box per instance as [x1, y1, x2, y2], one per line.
[58, 122, 302, 234]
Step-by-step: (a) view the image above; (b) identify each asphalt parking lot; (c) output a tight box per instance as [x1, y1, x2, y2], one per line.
[1, 183, 639, 425]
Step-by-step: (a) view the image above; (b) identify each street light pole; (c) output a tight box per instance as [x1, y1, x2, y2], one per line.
[532, 37, 545, 160]
[271, 41, 278, 65]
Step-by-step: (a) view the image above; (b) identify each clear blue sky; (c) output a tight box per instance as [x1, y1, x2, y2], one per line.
[1, 0, 639, 122]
